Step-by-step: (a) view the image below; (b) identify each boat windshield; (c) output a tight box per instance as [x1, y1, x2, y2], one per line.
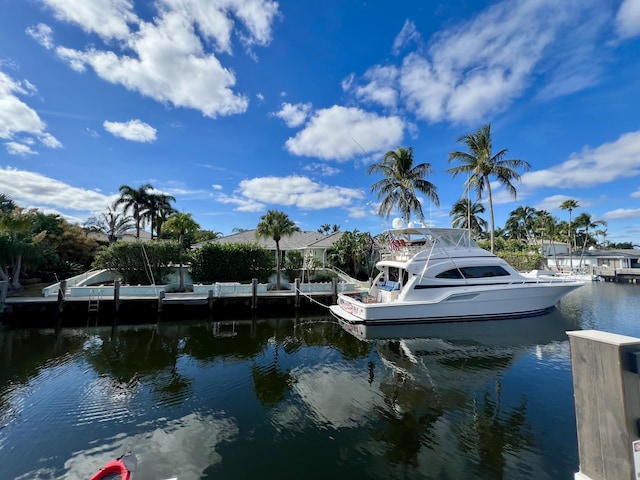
[389, 227, 477, 249]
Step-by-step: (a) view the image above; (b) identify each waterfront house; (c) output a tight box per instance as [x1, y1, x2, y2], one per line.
[544, 247, 640, 271]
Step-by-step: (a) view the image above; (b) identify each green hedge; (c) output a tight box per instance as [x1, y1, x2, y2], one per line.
[497, 252, 545, 272]
[189, 243, 273, 283]
[93, 241, 179, 284]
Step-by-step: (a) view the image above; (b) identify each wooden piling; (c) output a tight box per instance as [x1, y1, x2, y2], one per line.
[332, 278, 338, 304]
[113, 280, 120, 315]
[251, 278, 258, 310]
[568, 330, 640, 480]
[207, 289, 214, 311]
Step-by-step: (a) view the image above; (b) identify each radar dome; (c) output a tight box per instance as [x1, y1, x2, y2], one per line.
[392, 218, 405, 229]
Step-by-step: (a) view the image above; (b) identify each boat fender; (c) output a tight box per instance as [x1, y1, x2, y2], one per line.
[89, 458, 131, 480]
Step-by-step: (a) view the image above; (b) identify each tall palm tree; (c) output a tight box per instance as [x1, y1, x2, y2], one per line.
[115, 184, 153, 239]
[447, 124, 531, 253]
[595, 228, 608, 249]
[574, 213, 607, 269]
[559, 199, 580, 271]
[164, 213, 200, 292]
[146, 192, 176, 239]
[256, 210, 300, 290]
[449, 199, 487, 239]
[368, 146, 439, 224]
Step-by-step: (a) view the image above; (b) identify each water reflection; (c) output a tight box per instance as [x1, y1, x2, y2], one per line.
[336, 308, 574, 478]
[0, 309, 577, 480]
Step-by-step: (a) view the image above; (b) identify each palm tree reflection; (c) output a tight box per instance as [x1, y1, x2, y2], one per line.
[456, 380, 534, 479]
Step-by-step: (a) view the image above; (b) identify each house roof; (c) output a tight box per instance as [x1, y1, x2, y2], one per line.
[194, 230, 342, 250]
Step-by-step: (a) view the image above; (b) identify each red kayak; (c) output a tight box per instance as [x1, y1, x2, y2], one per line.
[89, 452, 136, 480]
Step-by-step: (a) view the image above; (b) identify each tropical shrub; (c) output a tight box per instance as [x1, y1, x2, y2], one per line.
[498, 252, 544, 272]
[93, 241, 179, 284]
[284, 250, 303, 281]
[189, 243, 273, 283]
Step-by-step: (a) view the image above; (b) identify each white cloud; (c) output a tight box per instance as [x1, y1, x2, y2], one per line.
[603, 208, 640, 221]
[215, 192, 265, 212]
[303, 162, 340, 177]
[40, 0, 137, 41]
[285, 106, 404, 161]
[216, 175, 365, 213]
[392, 20, 421, 55]
[522, 130, 640, 189]
[26, 23, 54, 49]
[0, 167, 116, 212]
[533, 194, 587, 215]
[38, 0, 279, 118]
[104, 119, 157, 142]
[237, 176, 364, 210]
[615, 0, 640, 40]
[350, 65, 399, 109]
[274, 102, 312, 128]
[5, 142, 38, 156]
[347, 0, 606, 125]
[0, 71, 62, 151]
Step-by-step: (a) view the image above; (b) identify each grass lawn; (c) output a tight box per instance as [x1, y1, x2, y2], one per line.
[7, 282, 50, 297]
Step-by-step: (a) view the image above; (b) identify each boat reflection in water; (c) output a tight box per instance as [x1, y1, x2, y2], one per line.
[338, 308, 575, 391]
[334, 308, 577, 479]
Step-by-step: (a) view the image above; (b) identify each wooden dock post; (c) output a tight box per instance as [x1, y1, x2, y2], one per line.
[251, 278, 258, 310]
[57, 280, 67, 314]
[294, 278, 300, 309]
[332, 278, 338, 304]
[567, 330, 640, 480]
[113, 280, 120, 316]
[157, 290, 165, 314]
[207, 289, 214, 311]
[0, 280, 7, 315]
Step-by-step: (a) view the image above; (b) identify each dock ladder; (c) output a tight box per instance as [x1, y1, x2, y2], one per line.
[88, 289, 101, 313]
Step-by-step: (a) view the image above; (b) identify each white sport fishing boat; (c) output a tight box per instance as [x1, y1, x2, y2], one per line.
[329, 223, 584, 325]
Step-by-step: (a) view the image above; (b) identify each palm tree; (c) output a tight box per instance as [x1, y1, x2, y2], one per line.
[595, 228, 608, 249]
[84, 204, 135, 243]
[368, 146, 439, 224]
[505, 205, 538, 242]
[574, 213, 607, 269]
[164, 213, 200, 292]
[559, 199, 580, 271]
[0, 193, 17, 214]
[145, 192, 176, 239]
[256, 210, 300, 290]
[447, 124, 531, 253]
[532, 210, 556, 259]
[115, 184, 153, 239]
[449, 199, 487, 239]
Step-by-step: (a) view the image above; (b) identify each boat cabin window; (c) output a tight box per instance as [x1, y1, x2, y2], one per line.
[436, 265, 509, 279]
[436, 269, 464, 279]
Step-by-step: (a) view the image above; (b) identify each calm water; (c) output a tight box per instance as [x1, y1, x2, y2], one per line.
[1, 282, 639, 480]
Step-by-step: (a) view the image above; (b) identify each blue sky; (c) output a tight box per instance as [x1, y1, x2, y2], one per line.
[1, 0, 639, 243]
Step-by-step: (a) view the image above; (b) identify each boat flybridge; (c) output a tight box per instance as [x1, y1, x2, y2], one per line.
[329, 223, 584, 325]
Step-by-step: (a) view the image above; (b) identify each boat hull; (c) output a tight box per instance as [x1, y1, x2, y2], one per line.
[330, 281, 583, 325]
